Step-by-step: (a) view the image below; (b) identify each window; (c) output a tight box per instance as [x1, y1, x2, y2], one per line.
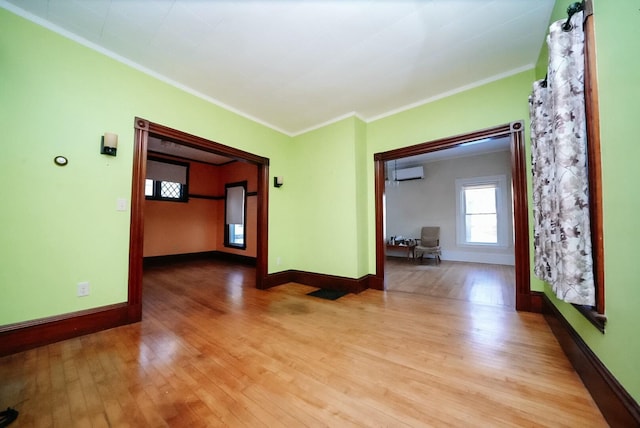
[456, 175, 508, 247]
[225, 181, 247, 249]
[145, 157, 189, 202]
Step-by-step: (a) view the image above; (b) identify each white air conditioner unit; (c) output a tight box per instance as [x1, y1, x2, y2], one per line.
[394, 166, 424, 181]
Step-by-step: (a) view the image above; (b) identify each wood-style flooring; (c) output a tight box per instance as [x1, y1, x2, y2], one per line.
[0, 259, 607, 427]
[385, 258, 515, 308]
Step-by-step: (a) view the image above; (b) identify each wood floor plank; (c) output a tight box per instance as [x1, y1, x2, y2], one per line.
[386, 258, 516, 308]
[0, 258, 607, 426]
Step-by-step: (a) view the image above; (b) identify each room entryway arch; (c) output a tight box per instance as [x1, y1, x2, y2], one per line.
[127, 118, 270, 321]
[373, 121, 535, 311]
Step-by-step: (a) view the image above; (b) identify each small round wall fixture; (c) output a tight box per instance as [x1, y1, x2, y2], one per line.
[54, 156, 68, 166]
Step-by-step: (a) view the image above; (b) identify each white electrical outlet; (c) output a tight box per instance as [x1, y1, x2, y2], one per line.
[77, 281, 90, 297]
[276, 256, 282, 266]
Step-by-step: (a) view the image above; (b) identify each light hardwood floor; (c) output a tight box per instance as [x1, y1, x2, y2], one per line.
[385, 258, 515, 308]
[0, 259, 607, 427]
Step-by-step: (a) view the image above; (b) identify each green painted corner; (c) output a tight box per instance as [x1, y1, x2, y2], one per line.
[289, 117, 363, 278]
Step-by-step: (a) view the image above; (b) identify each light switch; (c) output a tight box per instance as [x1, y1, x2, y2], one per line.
[116, 198, 128, 211]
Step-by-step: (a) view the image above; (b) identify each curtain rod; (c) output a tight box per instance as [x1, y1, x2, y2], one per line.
[541, 1, 591, 87]
[562, 1, 584, 31]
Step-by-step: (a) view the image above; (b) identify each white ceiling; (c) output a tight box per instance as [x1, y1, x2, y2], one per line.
[3, 0, 554, 136]
[392, 135, 511, 169]
[147, 136, 235, 165]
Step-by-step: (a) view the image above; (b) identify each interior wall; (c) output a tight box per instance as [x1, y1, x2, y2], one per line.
[354, 117, 370, 277]
[289, 117, 363, 278]
[143, 159, 259, 258]
[0, 9, 288, 326]
[144, 159, 220, 257]
[386, 150, 514, 265]
[144, 198, 218, 257]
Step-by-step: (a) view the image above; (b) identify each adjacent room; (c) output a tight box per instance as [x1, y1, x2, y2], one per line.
[143, 136, 259, 266]
[384, 137, 516, 308]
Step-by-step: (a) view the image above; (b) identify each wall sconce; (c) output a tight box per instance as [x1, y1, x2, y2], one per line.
[101, 132, 118, 156]
[274, 176, 284, 188]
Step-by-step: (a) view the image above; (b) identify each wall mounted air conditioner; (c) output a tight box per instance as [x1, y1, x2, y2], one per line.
[394, 166, 424, 181]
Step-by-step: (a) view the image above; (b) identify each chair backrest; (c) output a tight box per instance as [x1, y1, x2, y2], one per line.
[420, 226, 440, 247]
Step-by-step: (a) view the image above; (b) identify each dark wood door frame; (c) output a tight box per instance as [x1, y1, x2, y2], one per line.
[373, 121, 535, 312]
[128, 117, 270, 321]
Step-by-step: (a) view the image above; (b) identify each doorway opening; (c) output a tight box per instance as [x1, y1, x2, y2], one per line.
[384, 137, 514, 308]
[127, 118, 270, 321]
[374, 122, 534, 311]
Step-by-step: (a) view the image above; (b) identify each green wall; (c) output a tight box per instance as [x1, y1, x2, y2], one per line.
[533, 0, 640, 402]
[365, 70, 538, 285]
[290, 117, 364, 278]
[594, 0, 640, 400]
[2, 0, 638, 404]
[354, 117, 369, 277]
[0, 9, 290, 325]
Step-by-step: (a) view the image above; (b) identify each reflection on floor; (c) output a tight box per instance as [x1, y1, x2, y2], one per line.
[385, 257, 515, 308]
[0, 259, 607, 426]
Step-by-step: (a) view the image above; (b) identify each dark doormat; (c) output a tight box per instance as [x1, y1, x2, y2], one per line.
[0, 407, 18, 427]
[307, 288, 349, 301]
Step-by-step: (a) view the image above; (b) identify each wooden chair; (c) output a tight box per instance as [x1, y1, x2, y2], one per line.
[415, 226, 441, 265]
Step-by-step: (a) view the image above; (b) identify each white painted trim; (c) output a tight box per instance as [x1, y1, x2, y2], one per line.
[441, 250, 514, 266]
[455, 175, 509, 248]
[291, 112, 366, 137]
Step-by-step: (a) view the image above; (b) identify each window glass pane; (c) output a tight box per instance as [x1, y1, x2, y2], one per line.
[456, 175, 506, 247]
[465, 187, 496, 214]
[145, 179, 154, 196]
[466, 214, 498, 243]
[229, 224, 244, 245]
[160, 181, 181, 199]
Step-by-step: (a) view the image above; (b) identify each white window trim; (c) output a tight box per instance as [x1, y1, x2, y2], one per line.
[455, 175, 508, 248]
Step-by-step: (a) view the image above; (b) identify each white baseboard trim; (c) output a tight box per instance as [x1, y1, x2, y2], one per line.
[441, 250, 514, 266]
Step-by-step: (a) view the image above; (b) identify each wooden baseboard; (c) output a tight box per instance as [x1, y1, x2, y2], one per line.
[368, 275, 384, 290]
[0, 303, 137, 357]
[261, 270, 294, 289]
[144, 251, 256, 267]
[529, 290, 544, 313]
[263, 270, 373, 294]
[542, 294, 640, 427]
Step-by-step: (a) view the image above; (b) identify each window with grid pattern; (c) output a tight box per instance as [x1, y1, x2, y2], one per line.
[145, 158, 188, 202]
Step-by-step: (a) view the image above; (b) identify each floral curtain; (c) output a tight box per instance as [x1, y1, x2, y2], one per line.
[529, 11, 595, 306]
